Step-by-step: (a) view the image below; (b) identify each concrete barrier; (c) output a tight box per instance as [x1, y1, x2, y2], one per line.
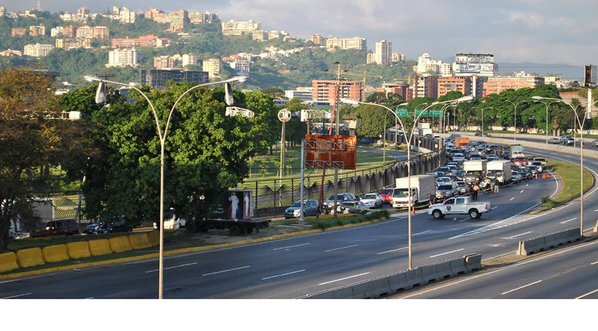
[516, 237, 545, 256]
[388, 272, 408, 292]
[404, 268, 424, 288]
[435, 261, 453, 280]
[66, 242, 91, 259]
[42, 244, 70, 263]
[128, 233, 152, 250]
[0, 252, 19, 273]
[351, 277, 391, 299]
[306, 286, 354, 299]
[449, 258, 468, 275]
[543, 228, 581, 249]
[464, 254, 482, 271]
[109, 236, 132, 253]
[148, 230, 159, 247]
[420, 265, 439, 283]
[16, 247, 45, 268]
[88, 239, 112, 256]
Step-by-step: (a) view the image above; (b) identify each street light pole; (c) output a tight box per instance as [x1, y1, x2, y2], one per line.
[533, 96, 590, 237]
[85, 75, 245, 299]
[505, 100, 528, 141]
[341, 95, 473, 270]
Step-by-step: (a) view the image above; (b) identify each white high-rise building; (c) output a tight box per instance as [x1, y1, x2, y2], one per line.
[416, 53, 443, 75]
[453, 53, 498, 77]
[23, 43, 54, 57]
[374, 40, 392, 65]
[182, 53, 198, 67]
[326, 37, 367, 51]
[106, 48, 138, 67]
[202, 58, 221, 79]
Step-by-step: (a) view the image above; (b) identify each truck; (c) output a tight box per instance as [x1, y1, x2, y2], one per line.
[392, 175, 436, 208]
[463, 160, 487, 183]
[455, 137, 470, 148]
[486, 160, 512, 184]
[428, 196, 492, 219]
[509, 144, 525, 158]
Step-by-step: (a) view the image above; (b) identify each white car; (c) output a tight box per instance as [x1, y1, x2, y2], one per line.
[435, 176, 453, 186]
[359, 193, 383, 209]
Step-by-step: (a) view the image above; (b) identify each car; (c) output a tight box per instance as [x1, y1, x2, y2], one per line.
[284, 199, 319, 219]
[105, 220, 133, 233]
[548, 137, 561, 144]
[532, 157, 547, 166]
[359, 193, 383, 209]
[454, 180, 470, 195]
[531, 161, 544, 173]
[323, 193, 357, 213]
[85, 219, 104, 234]
[435, 176, 453, 186]
[561, 136, 574, 146]
[593, 139, 598, 147]
[337, 201, 368, 214]
[435, 184, 458, 200]
[30, 219, 80, 237]
[451, 153, 465, 163]
[511, 170, 523, 183]
[474, 132, 490, 137]
[378, 188, 394, 205]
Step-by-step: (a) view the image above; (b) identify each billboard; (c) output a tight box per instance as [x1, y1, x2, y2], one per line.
[207, 190, 253, 220]
[305, 134, 356, 169]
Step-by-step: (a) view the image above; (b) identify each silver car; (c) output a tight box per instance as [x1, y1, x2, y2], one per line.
[359, 193, 383, 209]
[285, 199, 319, 219]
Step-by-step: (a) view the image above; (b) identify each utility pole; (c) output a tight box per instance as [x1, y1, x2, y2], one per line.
[333, 61, 342, 218]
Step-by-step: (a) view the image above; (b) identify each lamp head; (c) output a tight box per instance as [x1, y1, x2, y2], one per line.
[532, 96, 545, 101]
[94, 81, 106, 105]
[224, 82, 235, 106]
[340, 98, 360, 105]
[456, 95, 474, 103]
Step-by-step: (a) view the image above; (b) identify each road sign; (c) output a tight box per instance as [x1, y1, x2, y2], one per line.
[429, 110, 443, 118]
[415, 109, 429, 117]
[396, 108, 409, 117]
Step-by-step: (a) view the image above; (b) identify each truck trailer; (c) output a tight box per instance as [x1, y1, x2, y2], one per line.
[392, 175, 436, 208]
[463, 160, 487, 184]
[486, 160, 512, 184]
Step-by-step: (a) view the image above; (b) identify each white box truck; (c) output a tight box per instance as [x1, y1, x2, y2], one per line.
[392, 175, 436, 208]
[486, 160, 512, 184]
[463, 160, 487, 184]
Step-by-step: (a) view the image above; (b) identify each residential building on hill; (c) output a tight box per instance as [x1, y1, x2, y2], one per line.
[106, 48, 138, 68]
[437, 76, 472, 98]
[24, 43, 54, 57]
[326, 37, 367, 51]
[202, 58, 221, 79]
[312, 79, 362, 105]
[140, 69, 209, 88]
[222, 20, 260, 36]
[453, 53, 498, 77]
[76, 26, 110, 39]
[482, 73, 545, 97]
[374, 40, 392, 65]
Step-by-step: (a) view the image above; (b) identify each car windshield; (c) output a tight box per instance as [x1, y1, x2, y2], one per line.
[438, 185, 453, 190]
[363, 194, 376, 199]
[380, 189, 392, 195]
[393, 188, 414, 197]
[291, 201, 302, 207]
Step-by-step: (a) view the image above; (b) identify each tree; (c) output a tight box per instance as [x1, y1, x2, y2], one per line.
[0, 69, 90, 249]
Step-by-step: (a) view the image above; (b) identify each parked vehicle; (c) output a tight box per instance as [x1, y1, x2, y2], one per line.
[428, 196, 492, 219]
[455, 180, 470, 195]
[455, 137, 471, 148]
[30, 219, 80, 237]
[548, 137, 561, 144]
[359, 193, 383, 209]
[323, 193, 357, 213]
[106, 220, 133, 233]
[435, 183, 459, 201]
[378, 188, 394, 205]
[284, 199, 320, 219]
[85, 219, 104, 234]
[392, 175, 436, 208]
[511, 170, 523, 183]
[338, 201, 368, 214]
[486, 160, 512, 184]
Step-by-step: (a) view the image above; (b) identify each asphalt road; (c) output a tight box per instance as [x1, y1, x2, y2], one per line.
[1, 142, 596, 299]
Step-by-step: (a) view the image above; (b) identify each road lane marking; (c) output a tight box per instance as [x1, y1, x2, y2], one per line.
[591, 261, 598, 265]
[413, 230, 431, 236]
[575, 289, 598, 299]
[202, 265, 251, 277]
[560, 217, 577, 224]
[145, 262, 197, 274]
[509, 197, 515, 201]
[503, 231, 532, 239]
[594, 209, 598, 212]
[318, 272, 371, 286]
[501, 280, 542, 295]
[273, 243, 310, 251]
[520, 190, 525, 193]
[429, 248, 464, 258]
[324, 244, 359, 253]
[262, 269, 305, 281]
[1, 293, 32, 299]
[377, 247, 408, 255]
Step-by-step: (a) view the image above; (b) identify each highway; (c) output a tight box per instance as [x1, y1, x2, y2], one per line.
[1, 141, 597, 299]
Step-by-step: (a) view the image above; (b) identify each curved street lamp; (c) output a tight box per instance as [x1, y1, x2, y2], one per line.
[504, 99, 529, 141]
[85, 75, 246, 299]
[532, 96, 590, 237]
[342, 95, 473, 270]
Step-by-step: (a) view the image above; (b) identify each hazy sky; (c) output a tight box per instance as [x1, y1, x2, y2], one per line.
[4, 0, 598, 65]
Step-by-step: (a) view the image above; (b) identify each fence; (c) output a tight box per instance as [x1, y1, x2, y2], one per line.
[246, 136, 443, 216]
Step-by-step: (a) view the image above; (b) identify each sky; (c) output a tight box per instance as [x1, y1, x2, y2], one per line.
[4, 0, 598, 66]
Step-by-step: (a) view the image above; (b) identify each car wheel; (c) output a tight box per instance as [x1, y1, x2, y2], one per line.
[469, 209, 480, 219]
[432, 210, 443, 219]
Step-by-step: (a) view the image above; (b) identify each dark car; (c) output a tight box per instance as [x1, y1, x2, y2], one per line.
[85, 219, 104, 234]
[106, 220, 133, 233]
[30, 219, 80, 238]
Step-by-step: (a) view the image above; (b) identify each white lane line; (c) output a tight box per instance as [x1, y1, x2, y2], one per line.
[145, 262, 197, 274]
[262, 269, 306, 281]
[575, 289, 598, 299]
[509, 197, 515, 201]
[273, 243, 310, 251]
[202, 265, 251, 277]
[520, 190, 525, 193]
[591, 261, 598, 265]
[413, 230, 431, 236]
[503, 231, 532, 239]
[594, 209, 598, 212]
[318, 272, 371, 286]
[560, 217, 577, 224]
[377, 247, 408, 255]
[429, 248, 464, 258]
[324, 244, 359, 253]
[501, 280, 542, 295]
[1, 293, 32, 299]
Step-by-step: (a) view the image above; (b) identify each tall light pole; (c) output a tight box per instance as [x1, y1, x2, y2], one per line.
[85, 75, 246, 299]
[341, 95, 473, 270]
[534, 100, 559, 144]
[481, 106, 493, 136]
[383, 102, 409, 163]
[533, 96, 591, 237]
[505, 99, 528, 141]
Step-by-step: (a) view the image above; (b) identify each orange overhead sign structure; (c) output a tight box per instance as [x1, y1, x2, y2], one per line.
[305, 134, 356, 169]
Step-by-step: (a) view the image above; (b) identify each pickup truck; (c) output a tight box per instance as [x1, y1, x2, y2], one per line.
[427, 196, 492, 219]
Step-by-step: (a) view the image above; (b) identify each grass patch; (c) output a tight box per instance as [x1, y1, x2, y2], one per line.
[534, 157, 594, 213]
[307, 210, 390, 231]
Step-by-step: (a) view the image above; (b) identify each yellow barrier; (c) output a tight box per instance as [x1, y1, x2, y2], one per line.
[128, 233, 152, 250]
[16, 247, 45, 268]
[147, 231, 159, 247]
[66, 242, 91, 259]
[0, 252, 19, 273]
[42, 244, 70, 263]
[88, 239, 112, 256]
[109, 236, 132, 253]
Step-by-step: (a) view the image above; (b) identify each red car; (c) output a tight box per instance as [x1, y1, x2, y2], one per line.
[378, 188, 394, 204]
[511, 157, 528, 167]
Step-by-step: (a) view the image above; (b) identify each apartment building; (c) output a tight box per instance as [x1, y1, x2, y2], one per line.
[0, 49, 23, 57]
[453, 53, 498, 77]
[374, 40, 392, 65]
[483, 74, 545, 97]
[312, 80, 362, 105]
[416, 53, 443, 75]
[111, 35, 162, 48]
[76, 26, 110, 39]
[140, 69, 209, 88]
[379, 82, 412, 101]
[201, 58, 221, 79]
[311, 34, 326, 45]
[106, 48, 138, 68]
[437, 76, 472, 98]
[285, 87, 313, 101]
[221, 20, 260, 36]
[11, 27, 27, 37]
[55, 38, 91, 50]
[326, 37, 367, 51]
[111, 7, 136, 24]
[50, 26, 76, 38]
[23, 43, 54, 57]
[29, 25, 46, 37]
[188, 11, 218, 24]
[413, 76, 438, 99]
